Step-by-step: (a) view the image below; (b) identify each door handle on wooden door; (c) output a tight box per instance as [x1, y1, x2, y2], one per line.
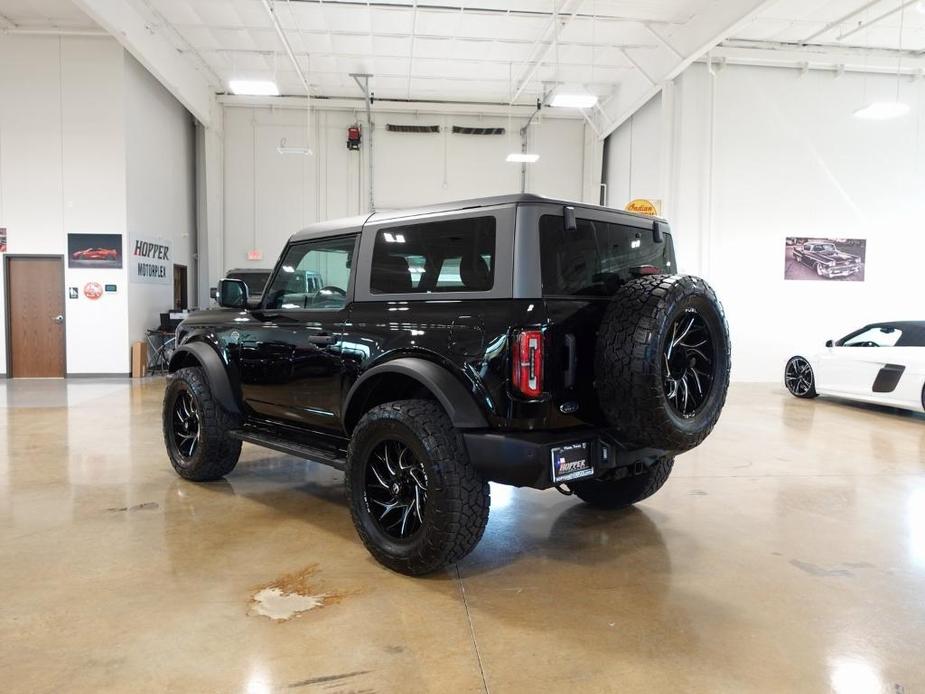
[53, 315, 64, 323]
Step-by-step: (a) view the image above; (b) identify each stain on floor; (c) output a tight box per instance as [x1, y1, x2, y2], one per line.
[249, 565, 343, 621]
[285, 670, 371, 688]
[106, 502, 159, 512]
[789, 559, 853, 577]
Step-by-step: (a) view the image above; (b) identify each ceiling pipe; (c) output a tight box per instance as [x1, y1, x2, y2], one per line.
[801, 0, 886, 43]
[260, 0, 311, 96]
[351, 73, 375, 213]
[510, 0, 585, 105]
[275, 0, 676, 23]
[1, 27, 109, 36]
[837, 0, 920, 41]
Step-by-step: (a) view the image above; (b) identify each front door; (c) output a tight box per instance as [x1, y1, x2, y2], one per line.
[819, 325, 902, 395]
[237, 235, 357, 432]
[6, 256, 66, 377]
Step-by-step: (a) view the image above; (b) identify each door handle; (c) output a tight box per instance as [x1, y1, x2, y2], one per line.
[53, 315, 64, 324]
[307, 333, 337, 345]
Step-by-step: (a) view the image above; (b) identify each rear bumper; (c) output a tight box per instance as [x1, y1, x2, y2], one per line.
[463, 428, 671, 489]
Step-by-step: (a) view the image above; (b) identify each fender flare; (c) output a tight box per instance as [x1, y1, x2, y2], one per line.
[168, 342, 242, 416]
[344, 357, 489, 430]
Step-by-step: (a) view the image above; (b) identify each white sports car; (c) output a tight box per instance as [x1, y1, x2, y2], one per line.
[785, 321, 925, 413]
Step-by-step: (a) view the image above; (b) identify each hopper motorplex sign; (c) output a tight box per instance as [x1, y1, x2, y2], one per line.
[130, 236, 171, 285]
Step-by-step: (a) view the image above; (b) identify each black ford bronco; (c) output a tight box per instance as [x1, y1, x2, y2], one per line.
[163, 194, 731, 575]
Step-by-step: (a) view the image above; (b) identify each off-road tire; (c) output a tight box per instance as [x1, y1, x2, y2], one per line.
[571, 457, 674, 509]
[595, 275, 731, 451]
[163, 366, 242, 481]
[345, 400, 490, 575]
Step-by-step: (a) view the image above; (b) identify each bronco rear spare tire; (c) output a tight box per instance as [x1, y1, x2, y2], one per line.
[595, 275, 730, 451]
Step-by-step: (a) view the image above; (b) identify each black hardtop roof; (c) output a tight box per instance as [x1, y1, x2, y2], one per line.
[862, 321, 925, 330]
[289, 193, 664, 243]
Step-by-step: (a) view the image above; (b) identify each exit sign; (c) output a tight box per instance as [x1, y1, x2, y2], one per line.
[247, 249, 263, 261]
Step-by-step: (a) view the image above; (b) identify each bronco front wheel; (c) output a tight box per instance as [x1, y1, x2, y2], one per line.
[163, 366, 242, 481]
[345, 400, 490, 575]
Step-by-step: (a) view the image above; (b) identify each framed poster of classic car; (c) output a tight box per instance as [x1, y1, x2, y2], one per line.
[784, 237, 866, 281]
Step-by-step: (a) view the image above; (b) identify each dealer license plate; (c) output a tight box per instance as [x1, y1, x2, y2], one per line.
[550, 442, 594, 483]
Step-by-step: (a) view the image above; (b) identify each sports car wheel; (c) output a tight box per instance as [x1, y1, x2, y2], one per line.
[785, 356, 818, 399]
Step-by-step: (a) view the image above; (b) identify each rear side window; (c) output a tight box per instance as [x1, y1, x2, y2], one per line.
[539, 215, 674, 297]
[370, 216, 496, 294]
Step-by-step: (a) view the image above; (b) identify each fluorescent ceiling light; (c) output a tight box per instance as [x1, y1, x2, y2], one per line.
[853, 101, 910, 120]
[506, 153, 540, 163]
[229, 79, 279, 96]
[549, 92, 598, 109]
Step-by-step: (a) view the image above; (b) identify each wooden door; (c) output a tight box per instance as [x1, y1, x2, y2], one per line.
[173, 264, 187, 309]
[7, 257, 66, 377]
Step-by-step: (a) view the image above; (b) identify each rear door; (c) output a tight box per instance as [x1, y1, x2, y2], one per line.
[527, 206, 676, 427]
[239, 234, 358, 432]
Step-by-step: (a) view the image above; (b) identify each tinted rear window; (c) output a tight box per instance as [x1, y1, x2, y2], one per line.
[539, 215, 674, 297]
[370, 216, 496, 294]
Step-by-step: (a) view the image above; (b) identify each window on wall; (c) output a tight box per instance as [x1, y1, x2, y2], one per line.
[263, 235, 356, 310]
[369, 216, 496, 294]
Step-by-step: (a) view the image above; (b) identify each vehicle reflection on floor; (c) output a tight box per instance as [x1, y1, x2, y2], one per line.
[0, 379, 923, 692]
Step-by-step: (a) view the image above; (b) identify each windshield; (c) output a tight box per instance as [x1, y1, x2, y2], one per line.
[813, 244, 836, 252]
[539, 214, 675, 297]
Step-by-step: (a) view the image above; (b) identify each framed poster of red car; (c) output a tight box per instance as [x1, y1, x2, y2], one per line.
[67, 233, 123, 269]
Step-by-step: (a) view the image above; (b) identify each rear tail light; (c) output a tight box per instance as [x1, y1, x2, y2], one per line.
[512, 330, 543, 398]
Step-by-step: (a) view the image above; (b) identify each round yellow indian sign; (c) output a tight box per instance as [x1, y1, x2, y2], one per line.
[625, 198, 660, 216]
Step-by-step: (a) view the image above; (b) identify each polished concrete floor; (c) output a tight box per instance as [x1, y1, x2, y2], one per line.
[1, 378, 923, 693]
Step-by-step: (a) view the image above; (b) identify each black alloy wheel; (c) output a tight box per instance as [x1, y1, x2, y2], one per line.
[171, 389, 201, 459]
[365, 439, 428, 540]
[663, 310, 715, 418]
[785, 356, 817, 398]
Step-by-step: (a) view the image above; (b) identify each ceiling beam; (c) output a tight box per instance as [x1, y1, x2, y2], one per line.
[217, 94, 585, 118]
[592, 0, 777, 140]
[510, 0, 585, 104]
[71, 0, 216, 126]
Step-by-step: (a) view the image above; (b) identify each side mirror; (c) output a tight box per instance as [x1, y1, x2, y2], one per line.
[652, 220, 664, 244]
[218, 278, 248, 309]
[209, 287, 218, 300]
[825, 339, 834, 348]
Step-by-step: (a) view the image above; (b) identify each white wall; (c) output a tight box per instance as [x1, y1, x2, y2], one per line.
[221, 106, 588, 272]
[603, 93, 663, 210]
[0, 36, 197, 375]
[125, 52, 196, 343]
[0, 35, 129, 374]
[609, 62, 925, 381]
